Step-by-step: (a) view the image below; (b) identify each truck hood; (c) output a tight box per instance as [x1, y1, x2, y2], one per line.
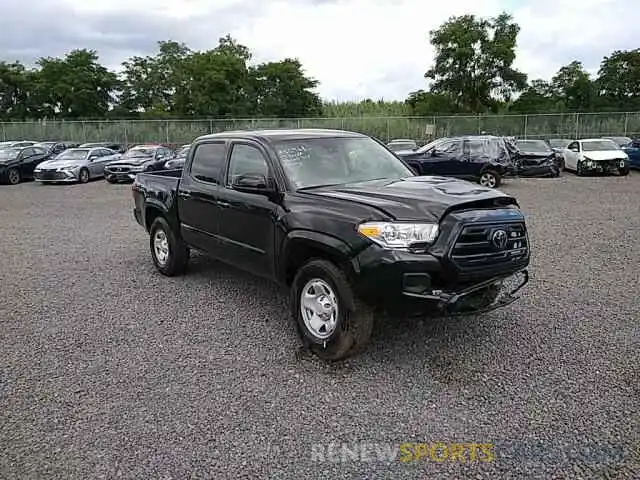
[583, 150, 628, 161]
[299, 176, 517, 221]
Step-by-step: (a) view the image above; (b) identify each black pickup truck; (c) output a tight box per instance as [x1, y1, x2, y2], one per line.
[132, 129, 530, 360]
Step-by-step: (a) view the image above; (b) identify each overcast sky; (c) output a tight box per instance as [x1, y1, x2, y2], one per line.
[0, 0, 637, 101]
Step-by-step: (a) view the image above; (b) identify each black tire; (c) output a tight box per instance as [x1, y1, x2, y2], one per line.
[619, 165, 630, 176]
[78, 168, 90, 184]
[479, 170, 501, 188]
[149, 216, 189, 276]
[290, 259, 374, 361]
[105, 177, 117, 184]
[576, 161, 586, 176]
[7, 167, 20, 185]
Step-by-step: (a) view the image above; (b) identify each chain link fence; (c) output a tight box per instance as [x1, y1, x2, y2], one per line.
[2, 112, 640, 145]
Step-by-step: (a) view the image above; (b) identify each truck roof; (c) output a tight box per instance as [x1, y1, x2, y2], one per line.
[196, 128, 367, 143]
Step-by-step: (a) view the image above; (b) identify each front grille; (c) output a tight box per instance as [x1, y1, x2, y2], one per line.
[37, 169, 65, 180]
[108, 166, 131, 173]
[450, 222, 529, 272]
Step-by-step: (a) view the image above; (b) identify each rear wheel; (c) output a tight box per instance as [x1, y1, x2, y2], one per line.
[149, 216, 189, 276]
[7, 167, 20, 185]
[291, 259, 374, 361]
[479, 170, 501, 188]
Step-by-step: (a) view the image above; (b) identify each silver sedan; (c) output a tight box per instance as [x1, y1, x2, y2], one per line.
[34, 147, 120, 183]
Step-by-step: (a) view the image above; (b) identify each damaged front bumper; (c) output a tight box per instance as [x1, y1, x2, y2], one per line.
[403, 270, 529, 316]
[582, 159, 627, 173]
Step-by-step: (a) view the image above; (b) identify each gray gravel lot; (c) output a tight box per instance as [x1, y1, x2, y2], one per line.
[1, 173, 639, 479]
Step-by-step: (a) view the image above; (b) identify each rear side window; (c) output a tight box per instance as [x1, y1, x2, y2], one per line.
[464, 139, 485, 156]
[190, 142, 226, 184]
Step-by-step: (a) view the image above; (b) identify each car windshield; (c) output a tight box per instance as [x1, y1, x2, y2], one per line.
[273, 136, 415, 190]
[548, 139, 572, 149]
[0, 148, 20, 160]
[582, 140, 619, 151]
[517, 140, 552, 153]
[387, 142, 416, 152]
[124, 147, 154, 158]
[55, 149, 89, 160]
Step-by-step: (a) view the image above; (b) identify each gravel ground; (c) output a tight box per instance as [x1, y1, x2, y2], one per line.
[1, 172, 639, 479]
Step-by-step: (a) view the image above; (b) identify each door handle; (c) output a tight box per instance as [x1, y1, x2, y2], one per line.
[216, 200, 231, 208]
[179, 192, 192, 199]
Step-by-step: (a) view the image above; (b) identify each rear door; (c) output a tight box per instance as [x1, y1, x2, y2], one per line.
[177, 141, 228, 254]
[461, 138, 488, 178]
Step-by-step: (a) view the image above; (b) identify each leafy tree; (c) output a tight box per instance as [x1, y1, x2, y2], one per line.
[249, 59, 322, 117]
[596, 49, 640, 110]
[32, 49, 118, 118]
[406, 90, 459, 115]
[550, 61, 596, 111]
[0, 61, 36, 120]
[509, 79, 557, 113]
[424, 12, 527, 113]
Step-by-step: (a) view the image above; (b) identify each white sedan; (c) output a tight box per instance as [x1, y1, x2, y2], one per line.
[563, 138, 630, 176]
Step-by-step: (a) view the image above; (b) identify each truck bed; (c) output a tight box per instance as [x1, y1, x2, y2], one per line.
[132, 170, 183, 231]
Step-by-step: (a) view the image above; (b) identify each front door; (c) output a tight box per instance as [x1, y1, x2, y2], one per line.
[564, 141, 581, 170]
[177, 141, 228, 255]
[215, 141, 279, 279]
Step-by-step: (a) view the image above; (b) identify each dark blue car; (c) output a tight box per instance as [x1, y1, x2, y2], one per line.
[603, 137, 640, 169]
[394, 135, 515, 188]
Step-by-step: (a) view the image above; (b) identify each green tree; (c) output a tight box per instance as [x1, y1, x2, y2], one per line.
[509, 79, 557, 113]
[0, 61, 37, 120]
[249, 59, 322, 117]
[550, 61, 596, 111]
[406, 90, 459, 115]
[424, 12, 527, 113]
[32, 49, 118, 118]
[596, 49, 640, 110]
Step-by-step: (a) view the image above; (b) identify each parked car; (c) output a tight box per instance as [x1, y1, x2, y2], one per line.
[131, 129, 531, 361]
[513, 139, 561, 177]
[104, 144, 174, 183]
[163, 144, 191, 170]
[80, 142, 126, 153]
[33, 141, 78, 155]
[395, 135, 515, 188]
[0, 140, 38, 149]
[387, 139, 418, 152]
[0, 145, 54, 185]
[564, 139, 630, 176]
[620, 138, 640, 169]
[33, 147, 120, 183]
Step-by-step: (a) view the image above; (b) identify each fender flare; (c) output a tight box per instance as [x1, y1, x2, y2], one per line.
[143, 200, 175, 231]
[277, 230, 355, 284]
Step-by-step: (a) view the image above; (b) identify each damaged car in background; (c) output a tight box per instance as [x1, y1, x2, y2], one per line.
[563, 138, 630, 176]
[512, 138, 561, 177]
[395, 135, 515, 188]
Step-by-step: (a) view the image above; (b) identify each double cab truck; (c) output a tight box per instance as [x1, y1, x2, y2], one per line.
[132, 129, 531, 360]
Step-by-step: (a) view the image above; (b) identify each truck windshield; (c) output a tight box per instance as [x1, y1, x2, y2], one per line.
[273, 136, 415, 189]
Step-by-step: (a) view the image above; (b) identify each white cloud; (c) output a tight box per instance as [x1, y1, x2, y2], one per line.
[1, 0, 638, 101]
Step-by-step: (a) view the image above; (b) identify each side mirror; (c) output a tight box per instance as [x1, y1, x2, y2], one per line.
[232, 174, 275, 196]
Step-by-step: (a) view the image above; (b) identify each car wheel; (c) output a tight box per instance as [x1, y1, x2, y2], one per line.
[149, 216, 189, 276]
[7, 167, 21, 185]
[479, 170, 501, 188]
[576, 161, 586, 176]
[106, 177, 117, 184]
[78, 168, 90, 184]
[619, 164, 630, 176]
[290, 259, 374, 361]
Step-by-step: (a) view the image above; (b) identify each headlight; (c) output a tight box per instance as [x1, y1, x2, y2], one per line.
[357, 222, 439, 249]
[59, 166, 76, 171]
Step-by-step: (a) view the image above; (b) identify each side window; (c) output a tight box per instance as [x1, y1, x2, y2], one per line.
[567, 142, 579, 151]
[463, 139, 485, 156]
[98, 149, 111, 156]
[226, 144, 269, 185]
[190, 142, 227, 184]
[21, 148, 34, 158]
[436, 140, 462, 156]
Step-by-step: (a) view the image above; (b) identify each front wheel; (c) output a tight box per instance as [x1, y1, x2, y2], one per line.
[290, 259, 374, 361]
[149, 216, 189, 276]
[619, 162, 630, 176]
[479, 170, 501, 188]
[576, 161, 586, 176]
[7, 167, 21, 185]
[78, 168, 90, 184]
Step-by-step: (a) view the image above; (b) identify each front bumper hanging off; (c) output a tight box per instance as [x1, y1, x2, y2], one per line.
[403, 270, 529, 316]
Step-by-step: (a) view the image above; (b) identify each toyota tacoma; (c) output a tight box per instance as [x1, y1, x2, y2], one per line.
[132, 129, 530, 360]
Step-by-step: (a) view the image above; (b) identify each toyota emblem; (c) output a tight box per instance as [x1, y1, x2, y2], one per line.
[491, 229, 508, 249]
